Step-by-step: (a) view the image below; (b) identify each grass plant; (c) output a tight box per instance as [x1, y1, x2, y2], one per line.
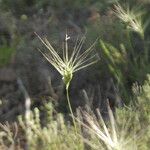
[114, 3, 146, 38]
[36, 33, 99, 133]
[0, 1, 150, 149]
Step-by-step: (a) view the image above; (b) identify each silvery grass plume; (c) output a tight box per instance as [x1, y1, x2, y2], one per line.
[114, 4, 147, 38]
[36, 33, 99, 88]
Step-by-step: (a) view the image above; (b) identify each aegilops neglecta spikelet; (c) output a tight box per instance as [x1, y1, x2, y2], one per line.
[36, 33, 99, 87]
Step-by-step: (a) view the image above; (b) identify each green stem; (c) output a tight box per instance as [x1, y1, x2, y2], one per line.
[143, 37, 148, 64]
[66, 83, 78, 134]
[126, 30, 135, 63]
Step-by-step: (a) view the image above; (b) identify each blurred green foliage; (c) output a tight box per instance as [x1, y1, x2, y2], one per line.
[0, 45, 15, 67]
[0, 0, 149, 149]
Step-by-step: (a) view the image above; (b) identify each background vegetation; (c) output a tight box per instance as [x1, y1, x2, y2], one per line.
[0, 0, 150, 149]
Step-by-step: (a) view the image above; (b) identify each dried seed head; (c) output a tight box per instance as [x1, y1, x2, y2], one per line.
[36, 33, 99, 87]
[114, 4, 145, 38]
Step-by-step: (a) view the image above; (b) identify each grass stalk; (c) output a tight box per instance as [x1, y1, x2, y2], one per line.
[66, 83, 78, 135]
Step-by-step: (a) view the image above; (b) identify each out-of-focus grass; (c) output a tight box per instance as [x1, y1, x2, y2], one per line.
[0, 1, 149, 150]
[97, 3, 150, 103]
[0, 74, 150, 149]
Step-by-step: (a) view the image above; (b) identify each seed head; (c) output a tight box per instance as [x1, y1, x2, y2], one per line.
[36, 33, 99, 86]
[114, 4, 146, 38]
